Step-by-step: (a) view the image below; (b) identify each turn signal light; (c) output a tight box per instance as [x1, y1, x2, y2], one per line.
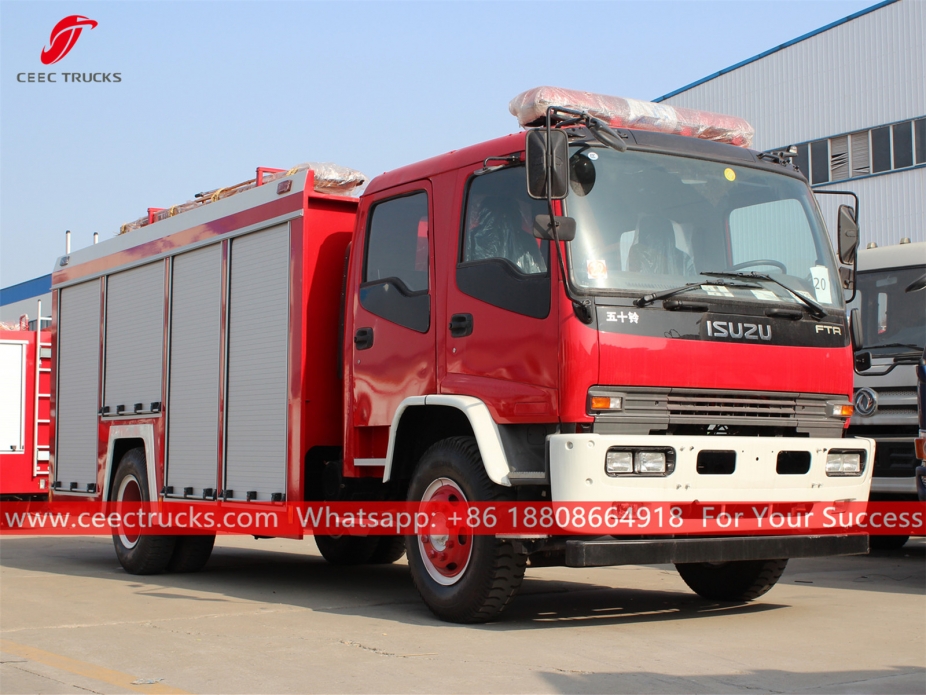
[591, 396, 622, 411]
[829, 404, 855, 417]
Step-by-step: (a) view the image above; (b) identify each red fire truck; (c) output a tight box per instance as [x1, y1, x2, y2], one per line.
[50, 88, 873, 622]
[1, 314, 52, 499]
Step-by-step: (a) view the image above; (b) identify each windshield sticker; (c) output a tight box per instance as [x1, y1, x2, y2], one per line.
[724, 168, 736, 181]
[587, 152, 598, 160]
[702, 285, 734, 297]
[750, 289, 780, 301]
[810, 266, 833, 304]
[587, 259, 608, 280]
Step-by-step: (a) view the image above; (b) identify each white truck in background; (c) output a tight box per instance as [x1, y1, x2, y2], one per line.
[848, 239, 926, 547]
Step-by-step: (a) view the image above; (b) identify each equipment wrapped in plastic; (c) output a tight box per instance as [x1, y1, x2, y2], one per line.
[509, 86, 754, 148]
[119, 162, 366, 234]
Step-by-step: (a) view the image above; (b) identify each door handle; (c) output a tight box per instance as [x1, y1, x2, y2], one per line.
[449, 313, 473, 338]
[354, 327, 374, 350]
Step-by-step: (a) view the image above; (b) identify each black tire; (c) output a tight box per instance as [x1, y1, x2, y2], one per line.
[111, 448, 176, 575]
[314, 534, 380, 565]
[675, 559, 788, 601]
[870, 535, 909, 550]
[405, 436, 526, 623]
[168, 535, 216, 573]
[370, 536, 407, 564]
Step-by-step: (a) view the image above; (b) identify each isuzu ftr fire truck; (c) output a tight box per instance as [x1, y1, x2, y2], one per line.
[50, 87, 874, 622]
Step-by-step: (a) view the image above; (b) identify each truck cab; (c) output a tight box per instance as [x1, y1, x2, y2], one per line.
[847, 241, 926, 513]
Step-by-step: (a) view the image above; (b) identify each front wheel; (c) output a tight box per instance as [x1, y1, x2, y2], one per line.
[675, 558, 788, 601]
[405, 436, 526, 623]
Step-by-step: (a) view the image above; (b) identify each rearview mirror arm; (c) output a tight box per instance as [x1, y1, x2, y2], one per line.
[544, 106, 593, 324]
[814, 189, 860, 303]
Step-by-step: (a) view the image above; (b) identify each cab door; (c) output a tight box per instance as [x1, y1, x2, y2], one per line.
[347, 183, 435, 470]
[440, 165, 559, 422]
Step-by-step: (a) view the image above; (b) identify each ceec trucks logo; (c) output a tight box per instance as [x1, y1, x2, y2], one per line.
[40, 15, 97, 65]
[16, 16, 121, 84]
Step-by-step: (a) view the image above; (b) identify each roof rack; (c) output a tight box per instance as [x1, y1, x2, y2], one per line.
[119, 161, 366, 235]
[509, 86, 755, 148]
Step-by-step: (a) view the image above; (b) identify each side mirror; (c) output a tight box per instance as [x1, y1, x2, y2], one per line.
[837, 204, 859, 265]
[855, 351, 872, 373]
[849, 307, 863, 351]
[850, 307, 871, 373]
[533, 214, 576, 241]
[526, 129, 569, 200]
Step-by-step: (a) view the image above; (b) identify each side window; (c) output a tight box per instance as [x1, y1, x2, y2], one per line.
[457, 167, 551, 318]
[360, 192, 430, 332]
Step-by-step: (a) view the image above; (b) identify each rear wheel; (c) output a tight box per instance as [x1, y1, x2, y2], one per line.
[370, 536, 407, 564]
[870, 535, 909, 550]
[111, 448, 176, 575]
[675, 559, 788, 601]
[314, 534, 380, 565]
[406, 436, 526, 623]
[168, 535, 216, 572]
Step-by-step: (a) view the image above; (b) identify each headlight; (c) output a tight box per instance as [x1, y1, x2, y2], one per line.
[635, 451, 666, 474]
[825, 450, 865, 476]
[605, 450, 633, 474]
[605, 448, 675, 477]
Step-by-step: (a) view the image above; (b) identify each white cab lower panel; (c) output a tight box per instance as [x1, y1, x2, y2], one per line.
[549, 434, 874, 503]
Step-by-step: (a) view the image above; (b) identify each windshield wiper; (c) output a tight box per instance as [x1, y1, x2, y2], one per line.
[700, 270, 828, 319]
[634, 279, 760, 308]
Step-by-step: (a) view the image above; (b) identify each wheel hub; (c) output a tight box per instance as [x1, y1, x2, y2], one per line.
[418, 478, 473, 586]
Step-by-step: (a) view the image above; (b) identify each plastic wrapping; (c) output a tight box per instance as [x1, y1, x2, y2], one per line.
[508, 86, 755, 148]
[119, 162, 366, 234]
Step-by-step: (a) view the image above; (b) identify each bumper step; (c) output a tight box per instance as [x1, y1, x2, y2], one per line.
[565, 534, 868, 567]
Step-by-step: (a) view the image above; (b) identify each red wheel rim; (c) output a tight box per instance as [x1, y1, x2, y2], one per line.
[417, 478, 473, 586]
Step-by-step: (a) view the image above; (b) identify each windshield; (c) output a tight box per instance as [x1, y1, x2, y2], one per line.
[854, 265, 926, 352]
[564, 146, 843, 309]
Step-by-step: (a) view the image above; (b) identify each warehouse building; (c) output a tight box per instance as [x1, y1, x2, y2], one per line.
[655, 0, 925, 248]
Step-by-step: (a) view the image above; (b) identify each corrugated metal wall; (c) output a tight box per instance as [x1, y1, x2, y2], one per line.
[813, 168, 925, 249]
[660, 0, 925, 248]
[661, 1, 924, 148]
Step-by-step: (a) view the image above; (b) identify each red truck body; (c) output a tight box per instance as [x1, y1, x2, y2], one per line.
[1, 328, 51, 497]
[48, 91, 875, 621]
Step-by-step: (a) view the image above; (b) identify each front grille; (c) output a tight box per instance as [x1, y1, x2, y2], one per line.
[590, 386, 844, 436]
[873, 440, 918, 478]
[667, 393, 799, 420]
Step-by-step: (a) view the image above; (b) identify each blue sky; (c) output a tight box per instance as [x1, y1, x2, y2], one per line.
[1, 0, 874, 287]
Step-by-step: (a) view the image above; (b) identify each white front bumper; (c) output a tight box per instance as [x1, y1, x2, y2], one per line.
[549, 434, 874, 503]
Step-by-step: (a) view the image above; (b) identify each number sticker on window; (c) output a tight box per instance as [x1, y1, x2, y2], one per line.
[810, 266, 832, 304]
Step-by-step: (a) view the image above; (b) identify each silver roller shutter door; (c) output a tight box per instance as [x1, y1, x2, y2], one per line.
[104, 262, 165, 414]
[56, 281, 101, 489]
[166, 244, 222, 497]
[225, 224, 289, 501]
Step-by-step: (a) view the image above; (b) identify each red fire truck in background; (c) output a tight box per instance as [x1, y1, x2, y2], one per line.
[49, 87, 874, 622]
[1, 310, 52, 499]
